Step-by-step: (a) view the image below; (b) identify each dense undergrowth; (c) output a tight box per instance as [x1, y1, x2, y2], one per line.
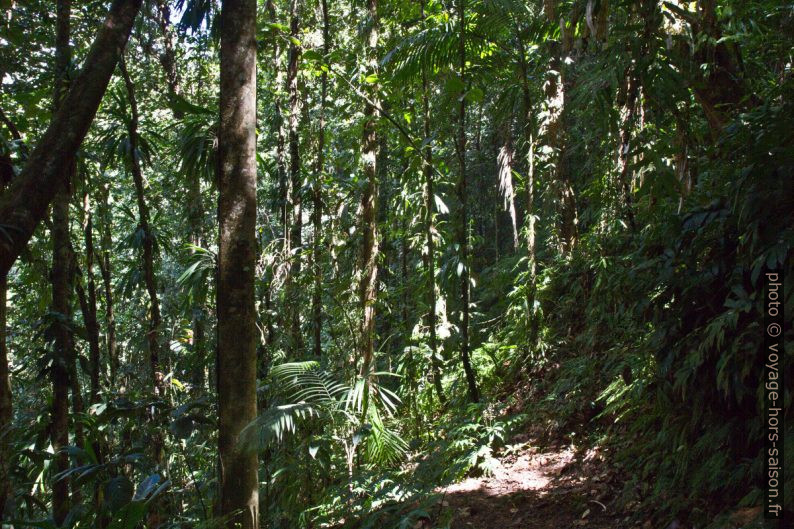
[1, 1, 792, 528]
[328, 96, 794, 529]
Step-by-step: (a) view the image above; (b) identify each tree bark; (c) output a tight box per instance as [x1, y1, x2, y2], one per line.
[0, 161, 12, 526]
[81, 188, 102, 403]
[285, 0, 303, 355]
[50, 1, 75, 522]
[544, 15, 579, 255]
[691, 0, 752, 136]
[456, 0, 479, 404]
[358, 0, 380, 418]
[118, 57, 164, 397]
[0, 0, 142, 279]
[420, 0, 445, 405]
[153, 0, 183, 119]
[497, 126, 519, 251]
[217, 0, 259, 526]
[516, 25, 539, 347]
[186, 164, 205, 388]
[97, 180, 118, 386]
[312, 0, 330, 357]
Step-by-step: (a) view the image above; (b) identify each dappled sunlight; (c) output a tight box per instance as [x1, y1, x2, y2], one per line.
[440, 445, 625, 529]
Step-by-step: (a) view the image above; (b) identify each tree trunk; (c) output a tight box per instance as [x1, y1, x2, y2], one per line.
[420, 0, 445, 405]
[456, 0, 479, 404]
[0, 169, 12, 526]
[81, 188, 102, 403]
[516, 27, 538, 346]
[284, 0, 303, 355]
[0, 0, 142, 279]
[545, 17, 578, 255]
[689, 0, 753, 137]
[187, 169, 206, 389]
[217, 0, 259, 526]
[50, 175, 74, 526]
[50, 1, 75, 521]
[358, 0, 380, 418]
[98, 180, 118, 386]
[154, 0, 183, 119]
[312, 0, 329, 357]
[119, 57, 164, 397]
[616, 73, 638, 231]
[497, 126, 519, 252]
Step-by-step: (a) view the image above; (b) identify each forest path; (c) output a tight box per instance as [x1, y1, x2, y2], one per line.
[436, 442, 630, 529]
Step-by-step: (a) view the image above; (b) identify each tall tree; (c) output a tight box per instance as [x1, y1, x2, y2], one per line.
[50, 1, 75, 522]
[312, 0, 330, 357]
[0, 144, 12, 526]
[0, 0, 142, 278]
[285, 0, 304, 354]
[358, 0, 380, 416]
[79, 185, 102, 403]
[515, 16, 539, 347]
[97, 178, 118, 385]
[455, 0, 479, 403]
[217, 0, 259, 526]
[119, 56, 164, 397]
[154, 0, 183, 119]
[420, 0, 445, 405]
[542, 9, 578, 255]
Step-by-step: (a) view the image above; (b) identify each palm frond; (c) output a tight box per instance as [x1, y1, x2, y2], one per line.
[238, 403, 318, 453]
[270, 361, 349, 406]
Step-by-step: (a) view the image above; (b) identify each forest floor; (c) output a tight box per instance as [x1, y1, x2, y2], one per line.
[432, 435, 764, 529]
[435, 436, 634, 529]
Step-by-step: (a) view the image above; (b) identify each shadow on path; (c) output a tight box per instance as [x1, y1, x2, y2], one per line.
[436, 444, 628, 529]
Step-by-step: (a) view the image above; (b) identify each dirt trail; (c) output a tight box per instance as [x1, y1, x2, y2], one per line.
[437, 443, 630, 529]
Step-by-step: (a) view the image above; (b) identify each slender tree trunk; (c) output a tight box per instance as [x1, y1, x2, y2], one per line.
[119, 57, 164, 397]
[545, 17, 578, 255]
[312, 0, 329, 357]
[456, 0, 479, 404]
[266, 0, 290, 352]
[73, 255, 107, 526]
[420, 0, 445, 405]
[0, 0, 142, 278]
[493, 195, 500, 263]
[187, 171, 206, 389]
[358, 0, 380, 419]
[50, 2, 74, 521]
[616, 73, 638, 231]
[98, 180, 117, 386]
[51, 175, 74, 525]
[517, 28, 538, 347]
[217, 0, 259, 526]
[285, 0, 303, 355]
[81, 189, 102, 403]
[0, 171, 12, 525]
[154, 0, 183, 119]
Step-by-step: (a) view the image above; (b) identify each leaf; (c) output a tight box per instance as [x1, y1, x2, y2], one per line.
[302, 49, 323, 62]
[465, 87, 484, 103]
[169, 416, 195, 439]
[445, 76, 465, 96]
[134, 475, 161, 501]
[103, 476, 134, 512]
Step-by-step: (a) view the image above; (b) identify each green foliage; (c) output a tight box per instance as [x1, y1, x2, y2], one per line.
[0, 0, 790, 527]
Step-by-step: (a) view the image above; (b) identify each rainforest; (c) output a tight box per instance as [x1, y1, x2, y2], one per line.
[0, 0, 792, 528]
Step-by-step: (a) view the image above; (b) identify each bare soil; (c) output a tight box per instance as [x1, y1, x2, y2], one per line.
[435, 442, 631, 529]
